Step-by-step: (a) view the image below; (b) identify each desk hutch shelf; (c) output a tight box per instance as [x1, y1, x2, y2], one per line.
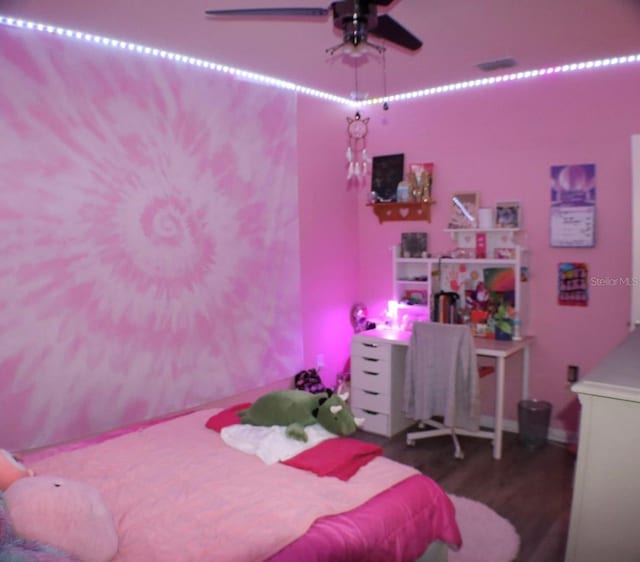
[392, 227, 529, 333]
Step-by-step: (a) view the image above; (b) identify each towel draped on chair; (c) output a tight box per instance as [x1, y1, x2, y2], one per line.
[403, 322, 480, 432]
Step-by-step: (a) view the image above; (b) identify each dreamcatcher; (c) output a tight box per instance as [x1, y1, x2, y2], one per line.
[346, 112, 372, 186]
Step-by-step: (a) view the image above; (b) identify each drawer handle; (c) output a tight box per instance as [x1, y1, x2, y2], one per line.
[363, 357, 379, 363]
[362, 342, 379, 348]
[363, 390, 379, 396]
[363, 370, 379, 376]
[362, 409, 378, 415]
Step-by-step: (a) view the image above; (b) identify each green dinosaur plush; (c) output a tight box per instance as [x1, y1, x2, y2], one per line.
[238, 389, 363, 442]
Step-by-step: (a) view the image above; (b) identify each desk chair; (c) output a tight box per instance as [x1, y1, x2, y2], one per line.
[403, 322, 493, 459]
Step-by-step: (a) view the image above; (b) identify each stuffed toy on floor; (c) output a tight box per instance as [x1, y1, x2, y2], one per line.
[238, 389, 363, 442]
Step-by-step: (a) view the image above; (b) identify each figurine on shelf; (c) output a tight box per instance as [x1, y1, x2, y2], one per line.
[407, 163, 433, 203]
[420, 170, 433, 202]
[407, 172, 421, 201]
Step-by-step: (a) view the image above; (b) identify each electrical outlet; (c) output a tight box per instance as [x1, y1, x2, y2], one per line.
[567, 365, 579, 383]
[316, 353, 325, 371]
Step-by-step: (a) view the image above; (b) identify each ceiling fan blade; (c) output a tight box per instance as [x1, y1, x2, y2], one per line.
[370, 14, 422, 51]
[205, 8, 329, 17]
[371, 0, 396, 5]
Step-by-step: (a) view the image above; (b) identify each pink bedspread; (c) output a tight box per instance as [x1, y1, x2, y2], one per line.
[24, 409, 460, 562]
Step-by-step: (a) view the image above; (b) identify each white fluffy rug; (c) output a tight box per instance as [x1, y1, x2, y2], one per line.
[448, 495, 520, 562]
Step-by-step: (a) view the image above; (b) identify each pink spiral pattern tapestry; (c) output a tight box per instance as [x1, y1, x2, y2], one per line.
[0, 25, 302, 450]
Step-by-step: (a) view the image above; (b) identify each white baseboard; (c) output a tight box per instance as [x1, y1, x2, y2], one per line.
[479, 415, 576, 445]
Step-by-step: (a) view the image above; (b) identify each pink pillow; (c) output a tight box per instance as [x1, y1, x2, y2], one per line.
[4, 476, 118, 562]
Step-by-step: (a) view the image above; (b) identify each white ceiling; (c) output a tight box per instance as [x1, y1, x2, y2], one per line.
[3, 0, 640, 100]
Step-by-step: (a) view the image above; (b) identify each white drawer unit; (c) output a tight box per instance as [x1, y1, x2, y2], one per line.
[350, 356, 391, 394]
[351, 337, 392, 361]
[350, 330, 415, 437]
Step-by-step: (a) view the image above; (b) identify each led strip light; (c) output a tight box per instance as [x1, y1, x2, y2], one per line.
[363, 55, 640, 106]
[0, 15, 353, 106]
[1, 15, 639, 108]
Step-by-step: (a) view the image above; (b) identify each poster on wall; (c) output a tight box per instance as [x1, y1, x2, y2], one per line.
[558, 262, 589, 306]
[550, 164, 596, 247]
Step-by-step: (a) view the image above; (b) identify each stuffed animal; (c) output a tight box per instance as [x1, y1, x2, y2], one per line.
[4, 476, 118, 562]
[238, 389, 363, 442]
[0, 449, 34, 492]
[0, 491, 82, 562]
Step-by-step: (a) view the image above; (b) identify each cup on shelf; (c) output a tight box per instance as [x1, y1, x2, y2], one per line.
[478, 208, 493, 229]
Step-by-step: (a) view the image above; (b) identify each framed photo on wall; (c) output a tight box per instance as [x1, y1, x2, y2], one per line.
[371, 153, 405, 202]
[495, 201, 521, 228]
[401, 232, 428, 258]
[448, 192, 479, 229]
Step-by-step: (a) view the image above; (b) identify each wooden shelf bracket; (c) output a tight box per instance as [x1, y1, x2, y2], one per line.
[368, 202, 433, 223]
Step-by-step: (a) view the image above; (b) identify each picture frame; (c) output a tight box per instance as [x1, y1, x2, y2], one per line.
[448, 192, 479, 229]
[371, 153, 405, 202]
[495, 201, 521, 229]
[558, 262, 589, 306]
[401, 232, 428, 258]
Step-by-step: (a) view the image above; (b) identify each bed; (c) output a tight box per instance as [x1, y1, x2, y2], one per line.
[18, 406, 462, 562]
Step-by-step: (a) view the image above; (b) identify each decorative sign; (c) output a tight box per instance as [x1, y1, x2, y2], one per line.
[448, 191, 479, 229]
[558, 262, 589, 306]
[550, 164, 596, 247]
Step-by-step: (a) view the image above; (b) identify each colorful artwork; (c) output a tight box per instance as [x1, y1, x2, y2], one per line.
[558, 263, 589, 306]
[483, 267, 516, 294]
[0, 26, 302, 450]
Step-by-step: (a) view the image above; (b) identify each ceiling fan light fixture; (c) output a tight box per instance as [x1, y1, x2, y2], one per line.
[205, 1, 422, 54]
[326, 37, 384, 57]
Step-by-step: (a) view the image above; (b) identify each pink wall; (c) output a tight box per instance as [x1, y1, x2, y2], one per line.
[354, 65, 640, 434]
[297, 97, 360, 389]
[2, 10, 638, 450]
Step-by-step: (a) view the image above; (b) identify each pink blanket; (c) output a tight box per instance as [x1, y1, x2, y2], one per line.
[270, 474, 461, 562]
[25, 409, 460, 562]
[281, 438, 382, 480]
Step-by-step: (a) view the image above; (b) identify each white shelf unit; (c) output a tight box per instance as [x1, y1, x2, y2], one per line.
[391, 228, 529, 333]
[443, 227, 521, 260]
[392, 247, 432, 324]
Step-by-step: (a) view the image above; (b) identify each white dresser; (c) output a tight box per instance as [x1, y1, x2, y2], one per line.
[565, 329, 640, 562]
[350, 329, 415, 437]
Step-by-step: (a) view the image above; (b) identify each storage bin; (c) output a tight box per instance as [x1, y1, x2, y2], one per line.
[518, 399, 552, 449]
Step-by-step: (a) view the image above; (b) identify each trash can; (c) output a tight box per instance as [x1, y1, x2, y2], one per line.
[518, 399, 552, 449]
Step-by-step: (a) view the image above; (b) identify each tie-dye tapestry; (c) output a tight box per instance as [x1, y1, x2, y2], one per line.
[0, 25, 302, 450]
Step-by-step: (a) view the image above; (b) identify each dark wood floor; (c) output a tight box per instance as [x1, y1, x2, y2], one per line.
[354, 425, 576, 562]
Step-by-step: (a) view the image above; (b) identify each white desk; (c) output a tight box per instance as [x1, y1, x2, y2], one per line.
[351, 328, 532, 460]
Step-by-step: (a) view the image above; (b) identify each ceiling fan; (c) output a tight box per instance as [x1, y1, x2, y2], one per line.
[205, 1, 422, 57]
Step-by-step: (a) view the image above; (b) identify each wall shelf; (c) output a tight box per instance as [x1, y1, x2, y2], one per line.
[368, 201, 432, 223]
